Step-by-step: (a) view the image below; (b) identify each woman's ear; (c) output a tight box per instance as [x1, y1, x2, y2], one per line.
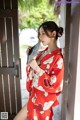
[51, 31, 56, 38]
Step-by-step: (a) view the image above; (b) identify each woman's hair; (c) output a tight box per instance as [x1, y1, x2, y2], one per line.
[38, 21, 63, 40]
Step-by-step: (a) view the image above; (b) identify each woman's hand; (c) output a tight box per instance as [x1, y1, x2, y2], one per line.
[26, 46, 32, 54]
[29, 59, 41, 73]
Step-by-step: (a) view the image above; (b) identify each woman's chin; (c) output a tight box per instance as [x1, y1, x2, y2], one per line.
[43, 44, 48, 47]
[41, 42, 48, 47]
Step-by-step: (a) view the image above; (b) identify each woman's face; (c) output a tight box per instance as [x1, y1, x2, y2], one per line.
[38, 27, 52, 46]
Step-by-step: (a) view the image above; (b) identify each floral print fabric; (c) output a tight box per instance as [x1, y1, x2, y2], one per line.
[26, 48, 64, 120]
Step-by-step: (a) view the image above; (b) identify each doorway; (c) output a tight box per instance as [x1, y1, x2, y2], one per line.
[18, 1, 64, 120]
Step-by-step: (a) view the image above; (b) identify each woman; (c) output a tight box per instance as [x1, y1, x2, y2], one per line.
[14, 21, 64, 120]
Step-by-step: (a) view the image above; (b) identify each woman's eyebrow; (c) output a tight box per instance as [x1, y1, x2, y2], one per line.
[41, 30, 45, 32]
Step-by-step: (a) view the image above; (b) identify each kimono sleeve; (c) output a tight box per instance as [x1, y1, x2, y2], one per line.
[26, 65, 32, 93]
[39, 55, 64, 94]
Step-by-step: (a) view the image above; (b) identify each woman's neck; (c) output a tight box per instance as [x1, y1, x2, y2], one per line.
[48, 40, 58, 52]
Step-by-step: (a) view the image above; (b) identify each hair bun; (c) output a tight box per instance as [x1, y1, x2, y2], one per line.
[58, 27, 63, 37]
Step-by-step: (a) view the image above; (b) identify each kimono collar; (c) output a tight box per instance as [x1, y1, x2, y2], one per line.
[41, 48, 62, 63]
[45, 47, 61, 55]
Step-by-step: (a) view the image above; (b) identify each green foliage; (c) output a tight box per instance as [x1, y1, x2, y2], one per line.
[18, 0, 43, 11]
[18, 0, 55, 30]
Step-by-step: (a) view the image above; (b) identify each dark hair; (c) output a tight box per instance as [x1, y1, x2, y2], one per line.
[38, 21, 63, 40]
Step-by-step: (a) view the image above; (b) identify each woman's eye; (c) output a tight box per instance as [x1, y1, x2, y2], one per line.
[42, 32, 45, 35]
[38, 32, 46, 37]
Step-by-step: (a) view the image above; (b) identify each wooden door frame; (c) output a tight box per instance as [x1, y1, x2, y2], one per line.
[0, 0, 21, 119]
[61, 3, 71, 120]
[62, 3, 80, 120]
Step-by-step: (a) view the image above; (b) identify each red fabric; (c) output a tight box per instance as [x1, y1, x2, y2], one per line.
[26, 48, 64, 120]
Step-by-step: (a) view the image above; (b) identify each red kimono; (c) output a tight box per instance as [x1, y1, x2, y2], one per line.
[26, 48, 64, 120]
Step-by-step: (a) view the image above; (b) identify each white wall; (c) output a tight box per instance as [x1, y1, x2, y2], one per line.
[59, 4, 66, 48]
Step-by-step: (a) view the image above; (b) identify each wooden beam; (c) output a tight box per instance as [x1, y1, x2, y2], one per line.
[0, 9, 17, 18]
[0, 67, 17, 75]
